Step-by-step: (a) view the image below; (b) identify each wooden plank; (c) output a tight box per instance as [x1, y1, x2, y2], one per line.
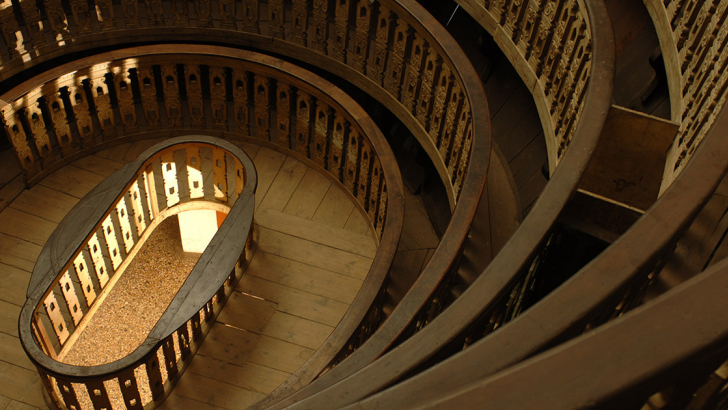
[387, 248, 430, 303]
[252, 148, 287, 211]
[0, 361, 46, 408]
[9, 185, 78, 223]
[490, 86, 532, 147]
[196, 323, 260, 368]
[399, 191, 440, 251]
[510, 132, 547, 189]
[4, 398, 39, 410]
[38, 165, 105, 199]
[499, 105, 543, 163]
[186, 355, 290, 395]
[159, 393, 226, 410]
[256, 226, 373, 280]
[0, 233, 43, 263]
[215, 292, 277, 333]
[72, 155, 124, 177]
[257, 157, 308, 212]
[0, 263, 30, 306]
[0, 176, 25, 214]
[0, 150, 22, 189]
[343, 208, 371, 236]
[312, 185, 355, 228]
[238, 275, 348, 327]
[282, 168, 331, 220]
[0, 254, 34, 273]
[238, 142, 261, 160]
[245, 251, 362, 304]
[0, 208, 57, 246]
[95, 142, 131, 161]
[260, 311, 333, 350]
[0, 333, 34, 371]
[256, 208, 376, 258]
[248, 335, 314, 373]
[122, 138, 167, 162]
[172, 372, 265, 410]
[518, 171, 548, 216]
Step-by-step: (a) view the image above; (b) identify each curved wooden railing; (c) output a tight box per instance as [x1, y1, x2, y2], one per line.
[7, 45, 407, 408]
[18, 135, 258, 410]
[642, 0, 728, 188]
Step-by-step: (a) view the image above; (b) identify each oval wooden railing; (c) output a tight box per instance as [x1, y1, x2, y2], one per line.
[18, 135, 258, 410]
[6, 45, 407, 408]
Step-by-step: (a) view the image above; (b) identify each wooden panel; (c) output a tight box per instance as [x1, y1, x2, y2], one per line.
[579, 105, 678, 211]
[172, 371, 265, 410]
[248, 335, 314, 374]
[38, 165, 105, 199]
[0, 176, 25, 214]
[0, 232, 42, 267]
[238, 275, 348, 327]
[283, 168, 331, 219]
[312, 186, 355, 228]
[256, 208, 376, 258]
[344, 207, 371, 236]
[215, 291, 278, 333]
[256, 226, 373, 280]
[257, 157, 308, 212]
[259, 311, 333, 350]
[0, 361, 46, 409]
[0, 263, 30, 306]
[0, 333, 34, 371]
[195, 323, 260, 368]
[186, 355, 290, 395]
[253, 148, 287, 210]
[9, 184, 79, 223]
[245, 251, 362, 304]
[0, 207, 57, 246]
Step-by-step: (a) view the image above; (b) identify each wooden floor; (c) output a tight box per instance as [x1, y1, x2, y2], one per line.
[0, 139, 384, 410]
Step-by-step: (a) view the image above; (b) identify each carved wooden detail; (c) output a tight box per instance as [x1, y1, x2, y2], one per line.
[209, 67, 228, 130]
[253, 75, 270, 140]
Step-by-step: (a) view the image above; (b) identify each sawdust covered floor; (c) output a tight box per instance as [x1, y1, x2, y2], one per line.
[62, 215, 201, 366]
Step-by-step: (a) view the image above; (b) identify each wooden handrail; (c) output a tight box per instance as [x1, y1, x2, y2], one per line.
[19, 135, 258, 409]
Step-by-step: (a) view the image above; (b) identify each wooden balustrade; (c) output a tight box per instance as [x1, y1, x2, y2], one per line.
[19, 136, 258, 410]
[9, 45, 407, 410]
[642, 0, 728, 188]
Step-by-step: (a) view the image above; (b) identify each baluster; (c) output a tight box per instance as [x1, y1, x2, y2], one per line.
[116, 195, 136, 252]
[217, 0, 234, 29]
[328, 114, 346, 180]
[129, 177, 150, 236]
[401, 34, 426, 114]
[56, 379, 81, 410]
[170, 0, 190, 27]
[290, 0, 308, 45]
[194, 0, 212, 27]
[528, 0, 560, 74]
[313, 101, 330, 167]
[90, 76, 117, 138]
[19, 0, 46, 47]
[190, 311, 202, 341]
[68, 81, 96, 147]
[448, 101, 470, 178]
[2, 108, 38, 176]
[416, 50, 438, 127]
[184, 65, 205, 128]
[454, 124, 472, 199]
[69, 0, 93, 34]
[118, 368, 143, 409]
[144, 352, 165, 400]
[161, 64, 183, 128]
[44, 91, 74, 157]
[212, 148, 227, 201]
[253, 75, 270, 140]
[58, 271, 83, 325]
[178, 322, 191, 360]
[73, 252, 97, 306]
[43, 291, 70, 344]
[311, 0, 330, 53]
[376, 184, 386, 240]
[137, 65, 160, 130]
[102, 213, 124, 269]
[343, 128, 359, 193]
[235, 160, 245, 197]
[160, 150, 180, 207]
[276, 82, 293, 149]
[88, 233, 110, 288]
[0, 0, 21, 59]
[385, 17, 408, 100]
[368, 159, 381, 221]
[87, 380, 113, 409]
[161, 335, 178, 379]
[186, 146, 204, 199]
[268, 0, 285, 38]
[113, 67, 139, 133]
[356, 139, 372, 208]
[352, 0, 373, 74]
[332, 0, 352, 62]
[241, 0, 259, 33]
[145, 0, 165, 26]
[25, 95, 54, 168]
[505, 0, 528, 43]
[294, 90, 312, 156]
[367, 4, 391, 85]
[44, 0, 70, 39]
[121, 0, 140, 27]
[208, 67, 227, 130]
[95, 0, 116, 31]
[232, 69, 250, 136]
[439, 84, 462, 162]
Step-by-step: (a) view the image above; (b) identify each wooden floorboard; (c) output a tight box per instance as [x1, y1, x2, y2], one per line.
[257, 157, 308, 212]
[282, 168, 331, 219]
[0, 208, 57, 247]
[9, 185, 78, 224]
[37, 165, 105, 199]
